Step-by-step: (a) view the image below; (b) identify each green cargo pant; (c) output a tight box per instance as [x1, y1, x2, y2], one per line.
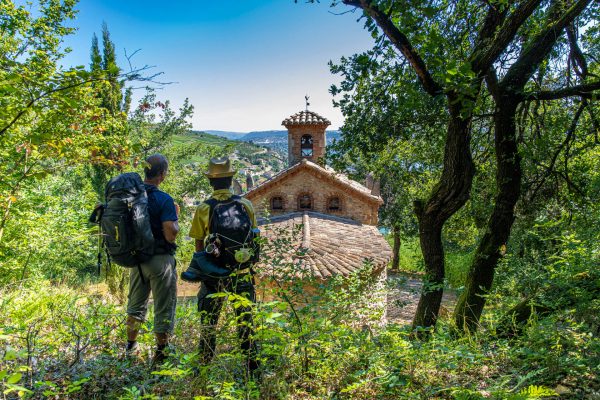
[126, 254, 177, 334]
[197, 274, 256, 362]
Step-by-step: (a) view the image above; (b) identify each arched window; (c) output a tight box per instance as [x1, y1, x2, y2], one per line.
[300, 135, 313, 157]
[298, 193, 312, 210]
[270, 196, 283, 211]
[328, 196, 341, 211]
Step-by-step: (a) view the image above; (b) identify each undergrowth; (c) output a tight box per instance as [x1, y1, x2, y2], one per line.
[387, 236, 472, 288]
[1, 275, 597, 399]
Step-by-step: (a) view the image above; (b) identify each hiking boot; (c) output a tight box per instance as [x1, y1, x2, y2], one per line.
[151, 346, 169, 368]
[124, 341, 139, 357]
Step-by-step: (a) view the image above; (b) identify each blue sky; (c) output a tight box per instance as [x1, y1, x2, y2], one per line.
[60, 1, 376, 131]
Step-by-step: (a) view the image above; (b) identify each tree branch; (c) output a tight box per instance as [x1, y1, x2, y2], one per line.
[0, 67, 169, 136]
[566, 23, 588, 79]
[477, 1, 508, 44]
[485, 67, 501, 100]
[523, 80, 600, 100]
[343, 0, 443, 96]
[471, 0, 543, 73]
[501, 0, 592, 91]
[528, 101, 586, 203]
[0, 76, 109, 136]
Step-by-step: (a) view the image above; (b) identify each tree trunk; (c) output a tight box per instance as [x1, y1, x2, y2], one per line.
[391, 227, 400, 270]
[454, 97, 521, 332]
[411, 219, 445, 329]
[412, 103, 475, 330]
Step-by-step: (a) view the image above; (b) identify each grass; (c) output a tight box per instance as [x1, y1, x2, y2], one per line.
[387, 236, 473, 289]
[2, 278, 596, 399]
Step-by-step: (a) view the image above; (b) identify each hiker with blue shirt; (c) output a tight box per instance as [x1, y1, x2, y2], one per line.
[125, 154, 180, 365]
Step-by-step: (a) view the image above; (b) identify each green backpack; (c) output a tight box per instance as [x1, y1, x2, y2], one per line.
[93, 172, 155, 268]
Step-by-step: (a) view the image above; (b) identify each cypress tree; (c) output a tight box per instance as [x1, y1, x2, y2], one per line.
[90, 33, 102, 72]
[100, 22, 122, 115]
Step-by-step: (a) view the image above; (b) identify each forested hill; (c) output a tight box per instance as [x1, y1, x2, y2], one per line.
[201, 129, 342, 157]
[174, 131, 287, 183]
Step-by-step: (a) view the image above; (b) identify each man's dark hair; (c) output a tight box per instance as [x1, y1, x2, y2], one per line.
[209, 176, 233, 190]
[144, 154, 168, 179]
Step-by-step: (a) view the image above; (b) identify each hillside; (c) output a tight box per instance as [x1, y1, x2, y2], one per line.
[202, 130, 247, 140]
[200, 129, 341, 157]
[173, 131, 287, 185]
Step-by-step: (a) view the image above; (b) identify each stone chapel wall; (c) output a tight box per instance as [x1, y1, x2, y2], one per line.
[246, 169, 380, 225]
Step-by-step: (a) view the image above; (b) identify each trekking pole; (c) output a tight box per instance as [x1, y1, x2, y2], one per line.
[97, 225, 102, 276]
[105, 247, 111, 281]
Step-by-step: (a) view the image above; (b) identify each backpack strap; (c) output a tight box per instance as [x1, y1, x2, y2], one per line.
[144, 184, 158, 194]
[204, 198, 219, 235]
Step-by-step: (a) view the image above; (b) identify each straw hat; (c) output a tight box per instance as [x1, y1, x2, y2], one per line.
[204, 156, 236, 178]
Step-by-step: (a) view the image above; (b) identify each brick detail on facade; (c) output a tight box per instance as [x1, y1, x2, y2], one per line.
[245, 161, 381, 225]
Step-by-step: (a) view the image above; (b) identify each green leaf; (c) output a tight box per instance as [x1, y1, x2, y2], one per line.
[6, 372, 22, 384]
[3, 349, 18, 361]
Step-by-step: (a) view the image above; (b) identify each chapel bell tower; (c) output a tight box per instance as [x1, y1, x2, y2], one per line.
[282, 109, 331, 166]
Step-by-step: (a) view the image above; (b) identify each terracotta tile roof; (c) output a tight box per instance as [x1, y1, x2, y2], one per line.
[245, 159, 382, 204]
[282, 110, 331, 127]
[255, 211, 392, 279]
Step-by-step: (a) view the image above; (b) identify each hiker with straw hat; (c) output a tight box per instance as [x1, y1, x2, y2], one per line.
[184, 156, 260, 374]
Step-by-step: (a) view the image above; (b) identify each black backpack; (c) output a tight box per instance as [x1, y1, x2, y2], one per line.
[95, 172, 155, 267]
[205, 195, 259, 269]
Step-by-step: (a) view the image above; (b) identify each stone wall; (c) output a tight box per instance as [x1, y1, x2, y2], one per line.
[246, 168, 380, 225]
[254, 267, 387, 327]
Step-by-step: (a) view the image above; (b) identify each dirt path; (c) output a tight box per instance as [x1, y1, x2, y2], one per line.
[178, 270, 457, 325]
[385, 270, 457, 324]
[178, 280, 200, 298]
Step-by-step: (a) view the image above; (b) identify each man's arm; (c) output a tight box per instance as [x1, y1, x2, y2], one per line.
[162, 201, 180, 243]
[163, 220, 179, 243]
[189, 203, 209, 252]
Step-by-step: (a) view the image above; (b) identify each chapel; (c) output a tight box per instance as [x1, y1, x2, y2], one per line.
[244, 109, 392, 282]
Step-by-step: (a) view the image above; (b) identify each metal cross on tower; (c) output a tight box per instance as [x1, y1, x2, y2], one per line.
[305, 95, 310, 111]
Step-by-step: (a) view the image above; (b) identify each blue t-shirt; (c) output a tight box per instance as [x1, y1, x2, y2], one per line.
[145, 184, 178, 251]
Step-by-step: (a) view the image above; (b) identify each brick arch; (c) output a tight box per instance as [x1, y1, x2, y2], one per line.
[296, 191, 313, 211]
[300, 134, 313, 158]
[326, 194, 343, 213]
[268, 192, 287, 213]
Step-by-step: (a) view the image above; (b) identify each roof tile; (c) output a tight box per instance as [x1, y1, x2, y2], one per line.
[255, 211, 392, 279]
[282, 110, 331, 126]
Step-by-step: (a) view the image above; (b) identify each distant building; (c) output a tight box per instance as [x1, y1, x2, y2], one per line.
[245, 110, 391, 320]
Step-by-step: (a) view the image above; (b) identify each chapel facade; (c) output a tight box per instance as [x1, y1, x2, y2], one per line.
[245, 111, 382, 225]
[244, 110, 391, 281]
